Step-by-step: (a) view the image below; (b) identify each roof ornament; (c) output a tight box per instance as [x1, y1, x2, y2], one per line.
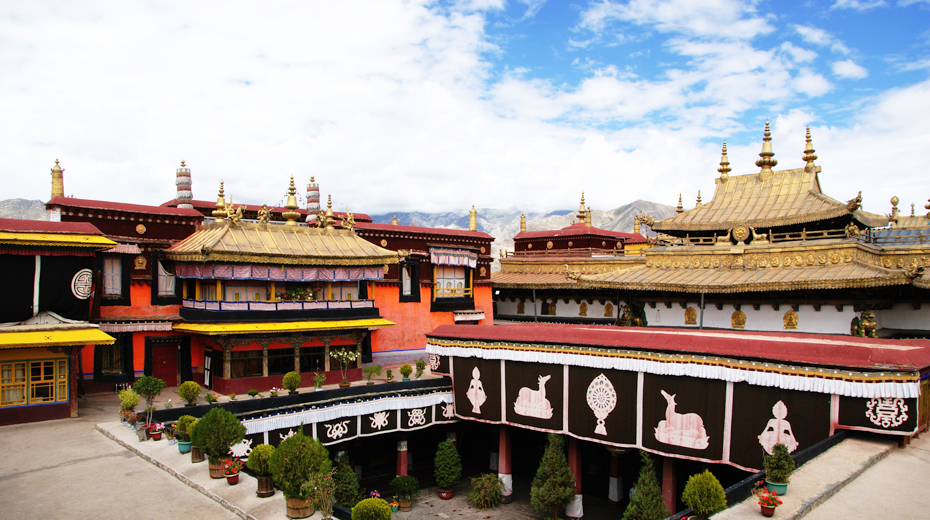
[633, 215, 641, 235]
[911, 203, 915, 217]
[696, 190, 702, 207]
[391, 215, 399, 225]
[755, 121, 778, 182]
[676, 194, 683, 214]
[520, 213, 526, 232]
[225, 196, 244, 224]
[585, 206, 592, 227]
[212, 181, 227, 221]
[257, 204, 271, 224]
[846, 191, 862, 213]
[317, 194, 336, 229]
[576, 193, 587, 223]
[340, 206, 355, 231]
[889, 196, 900, 226]
[717, 142, 730, 182]
[925, 197, 930, 220]
[802, 127, 818, 173]
[469, 205, 477, 231]
[176, 160, 193, 209]
[282, 176, 301, 226]
[50, 159, 65, 199]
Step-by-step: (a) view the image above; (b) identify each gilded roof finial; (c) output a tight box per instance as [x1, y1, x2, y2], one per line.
[50, 159, 65, 199]
[520, 213, 526, 232]
[911, 203, 915, 217]
[696, 191, 702, 207]
[576, 192, 587, 223]
[717, 142, 730, 181]
[391, 215, 399, 225]
[925, 197, 930, 220]
[890, 196, 900, 225]
[212, 181, 227, 221]
[755, 121, 777, 181]
[585, 206, 592, 227]
[469, 205, 477, 231]
[320, 194, 335, 229]
[341, 206, 355, 230]
[676, 194, 683, 214]
[803, 127, 818, 173]
[282, 176, 300, 226]
[633, 214, 641, 235]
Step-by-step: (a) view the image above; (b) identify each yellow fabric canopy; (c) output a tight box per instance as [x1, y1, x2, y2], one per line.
[0, 231, 117, 249]
[172, 318, 395, 335]
[0, 326, 115, 349]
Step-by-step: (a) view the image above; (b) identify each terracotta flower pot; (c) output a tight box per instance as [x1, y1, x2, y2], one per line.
[226, 473, 240, 485]
[438, 489, 454, 500]
[150, 431, 162, 441]
[398, 499, 412, 512]
[761, 504, 776, 517]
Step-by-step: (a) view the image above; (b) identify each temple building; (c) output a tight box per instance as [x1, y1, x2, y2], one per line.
[0, 218, 117, 425]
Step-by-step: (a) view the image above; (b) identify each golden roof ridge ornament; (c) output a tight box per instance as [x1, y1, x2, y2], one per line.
[469, 205, 477, 231]
[803, 127, 818, 173]
[585, 206, 592, 227]
[676, 194, 683, 214]
[520, 213, 526, 232]
[212, 181, 227, 221]
[576, 192, 586, 223]
[717, 142, 730, 181]
[51, 159, 65, 199]
[340, 206, 356, 230]
[755, 121, 777, 182]
[889, 196, 900, 226]
[317, 194, 336, 230]
[282, 176, 301, 226]
[696, 190, 702, 207]
[924, 197, 930, 220]
[391, 215, 399, 225]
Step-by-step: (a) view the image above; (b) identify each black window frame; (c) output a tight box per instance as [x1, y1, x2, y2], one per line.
[398, 260, 421, 303]
[93, 332, 135, 383]
[98, 254, 131, 306]
[430, 265, 475, 312]
[150, 251, 182, 305]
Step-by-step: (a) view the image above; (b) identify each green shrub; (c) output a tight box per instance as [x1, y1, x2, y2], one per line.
[270, 432, 331, 499]
[247, 389, 259, 398]
[176, 415, 196, 442]
[681, 470, 727, 520]
[118, 388, 140, 410]
[763, 443, 795, 484]
[334, 454, 361, 507]
[530, 434, 575, 520]
[247, 444, 275, 476]
[363, 364, 382, 382]
[133, 375, 166, 425]
[385, 369, 393, 381]
[282, 371, 301, 392]
[434, 439, 462, 490]
[467, 473, 502, 510]
[189, 407, 246, 463]
[302, 469, 336, 517]
[622, 451, 670, 520]
[390, 474, 419, 501]
[415, 357, 427, 378]
[314, 371, 327, 388]
[351, 497, 391, 520]
[186, 418, 199, 446]
[178, 381, 201, 405]
[399, 363, 413, 378]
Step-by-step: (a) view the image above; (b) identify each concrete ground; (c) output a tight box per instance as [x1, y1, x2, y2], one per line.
[3, 387, 927, 520]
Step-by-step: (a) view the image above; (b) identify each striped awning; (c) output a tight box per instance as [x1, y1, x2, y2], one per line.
[430, 248, 477, 269]
[0, 326, 115, 349]
[103, 243, 142, 255]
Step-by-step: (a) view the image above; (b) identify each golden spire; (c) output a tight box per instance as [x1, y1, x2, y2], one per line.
[282, 176, 300, 226]
[585, 206, 592, 227]
[324, 194, 335, 229]
[576, 192, 587, 223]
[755, 121, 777, 181]
[717, 142, 730, 181]
[391, 215, 399, 225]
[520, 213, 526, 232]
[50, 159, 64, 199]
[212, 181, 227, 221]
[696, 191, 702, 207]
[469, 205, 477, 231]
[911, 203, 915, 217]
[676, 194, 683, 214]
[633, 215, 641, 235]
[802, 127, 818, 173]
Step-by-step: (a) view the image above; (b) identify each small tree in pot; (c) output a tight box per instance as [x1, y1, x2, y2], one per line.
[363, 364, 382, 385]
[530, 433, 575, 520]
[175, 414, 196, 454]
[248, 444, 276, 498]
[335, 454, 362, 509]
[330, 347, 360, 385]
[681, 470, 727, 520]
[270, 431, 332, 519]
[414, 357, 427, 379]
[622, 451, 670, 520]
[399, 363, 413, 381]
[178, 380, 201, 406]
[188, 418, 204, 463]
[433, 439, 462, 499]
[763, 443, 795, 496]
[133, 375, 166, 428]
[282, 371, 302, 394]
[118, 387, 140, 425]
[190, 407, 246, 477]
[389, 475, 419, 511]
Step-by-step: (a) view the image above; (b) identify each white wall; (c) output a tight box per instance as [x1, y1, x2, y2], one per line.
[646, 303, 860, 334]
[878, 304, 930, 332]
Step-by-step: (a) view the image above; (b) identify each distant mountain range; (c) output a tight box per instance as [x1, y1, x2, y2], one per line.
[1, 198, 677, 270]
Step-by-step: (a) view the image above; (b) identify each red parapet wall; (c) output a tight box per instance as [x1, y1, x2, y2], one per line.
[0, 402, 72, 427]
[210, 368, 362, 395]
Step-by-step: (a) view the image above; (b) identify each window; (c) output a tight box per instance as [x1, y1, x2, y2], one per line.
[435, 265, 469, 298]
[0, 359, 67, 408]
[157, 260, 176, 297]
[402, 265, 412, 296]
[100, 341, 123, 374]
[267, 348, 294, 376]
[329, 282, 359, 301]
[103, 257, 122, 296]
[230, 350, 263, 378]
[94, 333, 134, 382]
[299, 347, 325, 374]
[398, 260, 420, 303]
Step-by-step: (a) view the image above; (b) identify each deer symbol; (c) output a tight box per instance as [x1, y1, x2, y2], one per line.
[655, 390, 709, 449]
[514, 374, 553, 419]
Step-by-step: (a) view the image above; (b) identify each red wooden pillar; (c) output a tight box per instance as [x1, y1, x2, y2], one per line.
[662, 456, 676, 514]
[498, 425, 512, 502]
[567, 437, 583, 519]
[608, 450, 620, 504]
[396, 437, 408, 477]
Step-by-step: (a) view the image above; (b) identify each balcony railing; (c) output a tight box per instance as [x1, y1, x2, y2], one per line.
[179, 298, 380, 322]
[182, 299, 374, 312]
[434, 287, 473, 298]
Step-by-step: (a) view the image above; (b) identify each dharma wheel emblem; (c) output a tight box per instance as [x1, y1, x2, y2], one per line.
[732, 224, 750, 244]
[586, 374, 617, 435]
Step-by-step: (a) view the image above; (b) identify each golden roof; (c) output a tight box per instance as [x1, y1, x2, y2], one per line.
[167, 220, 399, 266]
[491, 271, 581, 289]
[651, 166, 889, 232]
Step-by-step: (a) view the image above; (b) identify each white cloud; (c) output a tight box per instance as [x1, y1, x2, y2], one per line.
[832, 0, 887, 9]
[793, 24, 851, 55]
[780, 42, 818, 63]
[832, 59, 869, 79]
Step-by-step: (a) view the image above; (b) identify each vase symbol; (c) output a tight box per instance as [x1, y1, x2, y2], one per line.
[586, 374, 617, 435]
[513, 374, 553, 419]
[758, 400, 798, 454]
[466, 367, 487, 414]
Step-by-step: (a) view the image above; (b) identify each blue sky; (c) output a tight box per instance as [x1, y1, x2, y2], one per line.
[2, 0, 929, 217]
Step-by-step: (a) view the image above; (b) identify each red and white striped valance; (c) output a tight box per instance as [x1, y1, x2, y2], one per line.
[174, 264, 384, 282]
[430, 248, 477, 269]
[98, 321, 174, 333]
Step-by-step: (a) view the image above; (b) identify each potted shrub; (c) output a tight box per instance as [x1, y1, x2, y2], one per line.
[118, 387, 140, 424]
[330, 347, 360, 387]
[681, 470, 727, 520]
[283, 371, 302, 394]
[303, 469, 336, 520]
[399, 363, 413, 381]
[164, 423, 177, 444]
[389, 475, 418, 512]
[363, 364, 382, 385]
[205, 392, 218, 404]
[622, 451, 670, 520]
[414, 357, 427, 379]
[467, 473, 503, 510]
[752, 480, 783, 517]
[269, 431, 332, 519]
[178, 380, 201, 406]
[247, 443, 276, 498]
[530, 433, 574, 520]
[385, 369, 394, 382]
[313, 371, 327, 390]
[176, 415, 196, 454]
[763, 443, 795, 496]
[133, 375, 166, 429]
[223, 457, 243, 485]
[351, 497, 391, 520]
[189, 407, 246, 478]
[248, 389, 259, 398]
[187, 418, 205, 462]
[335, 454, 362, 509]
[434, 439, 462, 499]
